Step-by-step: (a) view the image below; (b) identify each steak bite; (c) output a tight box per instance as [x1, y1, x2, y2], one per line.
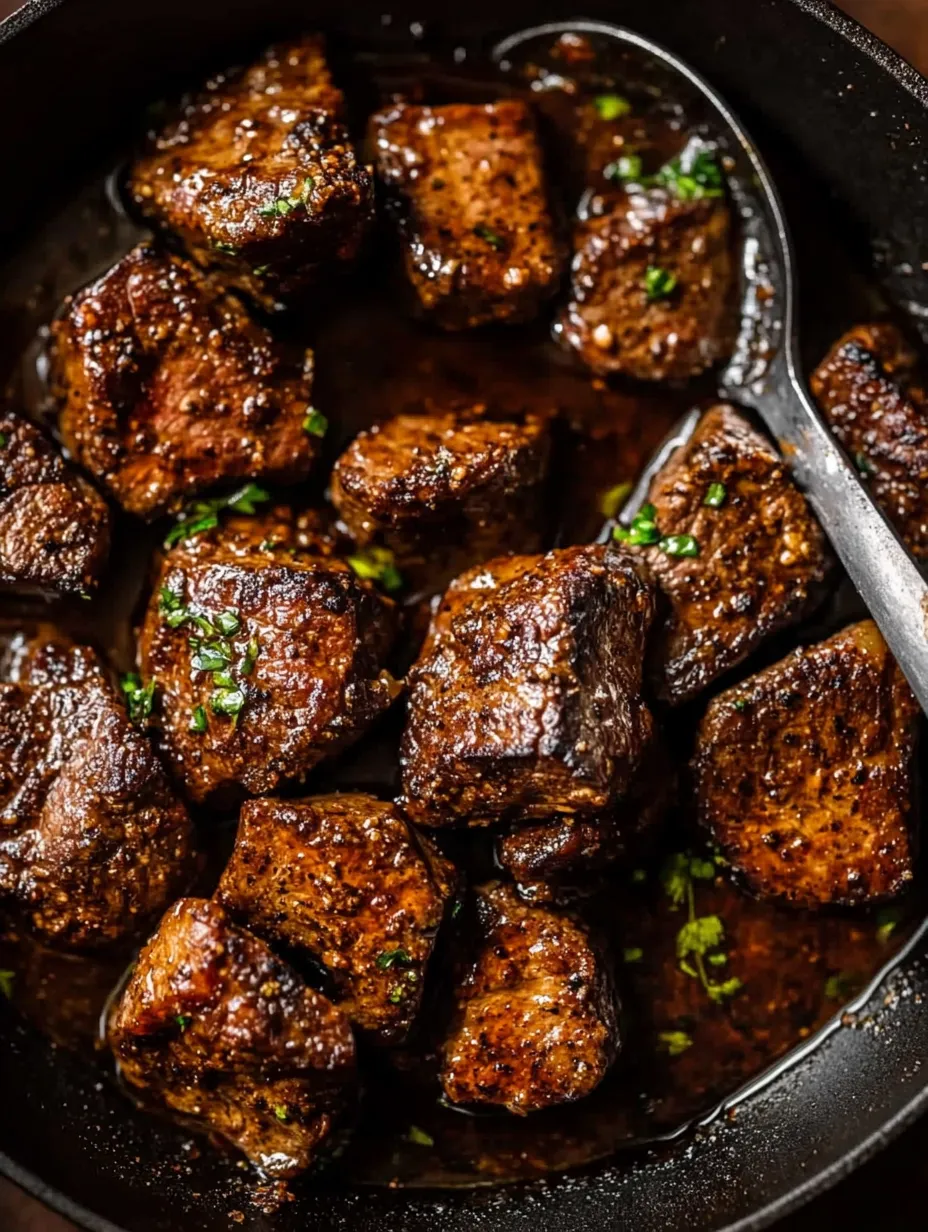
[127, 34, 374, 308]
[0, 409, 110, 596]
[625, 404, 830, 706]
[330, 404, 551, 593]
[496, 738, 672, 901]
[216, 793, 457, 1044]
[400, 544, 656, 827]
[49, 243, 319, 520]
[693, 620, 919, 908]
[439, 881, 620, 1113]
[371, 100, 565, 329]
[140, 528, 399, 805]
[108, 898, 357, 1177]
[810, 322, 928, 556]
[0, 630, 194, 948]
[557, 186, 734, 380]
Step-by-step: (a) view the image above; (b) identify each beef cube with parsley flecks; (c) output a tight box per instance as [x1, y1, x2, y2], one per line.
[0, 628, 195, 948]
[49, 243, 321, 520]
[0, 408, 110, 596]
[399, 544, 656, 827]
[216, 793, 457, 1044]
[370, 100, 565, 329]
[108, 898, 357, 1177]
[811, 322, 928, 556]
[439, 881, 620, 1112]
[127, 35, 374, 309]
[330, 404, 551, 595]
[556, 145, 735, 380]
[620, 405, 830, 706]
[495, 737, 673, 903]
[140, 526, 400, 805]
[693, 620, 919, 908]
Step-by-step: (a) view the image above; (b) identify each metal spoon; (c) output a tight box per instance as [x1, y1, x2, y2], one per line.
[494, 20, 928, 712]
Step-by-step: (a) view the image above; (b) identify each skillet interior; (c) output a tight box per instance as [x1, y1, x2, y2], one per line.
[2, 1, 928, 1229]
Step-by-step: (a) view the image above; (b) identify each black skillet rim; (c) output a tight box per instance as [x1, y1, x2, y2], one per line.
[1, 0, 927, 1229]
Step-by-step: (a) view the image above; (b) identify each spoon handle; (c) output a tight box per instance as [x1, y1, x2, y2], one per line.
[748, 368, 928, 711]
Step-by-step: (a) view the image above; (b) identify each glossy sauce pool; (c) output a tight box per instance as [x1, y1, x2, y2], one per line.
[0, 26, 919, 1195]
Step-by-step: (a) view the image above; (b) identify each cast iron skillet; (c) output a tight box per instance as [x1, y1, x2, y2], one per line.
[2, 1, 928, 1229]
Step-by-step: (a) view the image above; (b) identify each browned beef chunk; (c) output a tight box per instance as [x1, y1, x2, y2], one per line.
[127, 35, 374, 308]
[693, 621, 918, 908]
[400, 544, 656, 827]
[496, 738, 672, 901]
[810, 322, 928, 556]
[0, 409, 109, 595]
[0, 630, 195, 948]
[626, 405, 830, 705]
[371, 100, 565, 329]
[556, 188, 734, 380]
[140, 529, 399, 805]
[49, 243, 319, 520]
[108, 898, 357, 1176]
[330, 404, 551, 594]
[439, 882, 620, 1113]
[216, 793, 457, 1044]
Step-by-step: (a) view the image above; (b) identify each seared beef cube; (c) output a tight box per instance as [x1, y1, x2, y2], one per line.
[557, 189, 734, 380]
[50, 243, 318, 519]
[811, 322, 928, 556]
[439, 882, 620, 1112]
[627, 405, 830, 705]
[330, 405, 551, 593]
[400, 544, 656, 826]
[140, 531, 399, 804]
[128, 35, 374, 308]
[693, 620, 918, 908]
[217, 793, 457, 1044]
[496, 738, 672, 901]
[0, 409, 109, 595]
[0, 630, 194, 948]
[108, 898, 357, 1176]
[371, 100, 565, 329]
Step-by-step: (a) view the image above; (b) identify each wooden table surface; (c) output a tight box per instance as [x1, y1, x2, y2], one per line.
[0, 0, 926, 1228]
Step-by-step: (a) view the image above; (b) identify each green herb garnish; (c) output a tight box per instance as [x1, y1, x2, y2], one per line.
[347, 547, 403, 593]
[732, 698, 747, 712]
[215, 610, 241, 637]
[252, 264, 270, 276]
[599, 480, 633, 519]
[159, 585, 189, 627]
[703, 482, 727, 508]
[662, 852, 742, 1005]
[594, 93, 632, 121]
[406, 1125, 435, 1147]
[0, 970, 14, 999]
[644, 266, 678, 302]
[190, 705, 208, 733]
[164, 483, 271, 549]
[854, 451, 876, 477]
[876, 907, 902, 944]
[239, 637, 260, 677]
[604, 153, 643, 183]
[658, 1030, 693, 1056]
[303, 408, 328, 438]
[652, 148, 724, 200]
[659, 533, 700, 558]
[613, 502, 661, 546]
[0, 433, 7, 448]
[623, 947, 644, 964]
[212, 241, 239, 255]
[175, 1014, 192, 1030]
[273, 1105, 290, 1122]
[824, 972, 856, 1002]
[377, 948, 413, 970]
[473, 223, 505, 251]
[121, 673, 157, 724]
[209, 687, 246, 720]
[259, 176, 315, 218]
[388, 987, 406, 1004]
[192, 644, 232, 673]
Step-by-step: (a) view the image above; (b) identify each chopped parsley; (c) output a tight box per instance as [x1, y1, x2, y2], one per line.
[824, 972, 855, 1002]
[190, 705, 208, 733]
[472, 222, 505, 251]
[252, 264, 270, 276]
[210, 686, 246, 720]
[120, 673, 157, 724]
[658, 1030, 694, 1056]
[191, 643, 231, 672]
[159, 585, 189, 627]
[604, 153, 643, 183]
[388, 987, 406, 1004]
[703, 482, 727, 508]
[623, 947, 644, 964]
[613, 502, 661, 546]
[163, 483, 271, 549]
[215, 610, 241, 637]
[599, 480, 633, 519]
[659, 533, 700, 558]
[652, 148, 725, 200]
[303, 408, 328, 439]
[854, 451, 876, 477]
[594, 93, 632, 121]
[732, 698, 748, 712]
[175, 1014, 192, 1030]
[644, 265, 678, 302]
[0, 970, 14, 999]
[273, 1105, 290, 1122]
[258, 176, 315, 218]
[406, 1125, 435, 1147]
[377, 948, 413, 970]
[239, 637, 260, 677]
[0, 433, 6, 448]
[876, 906, 902, 944]
[347, 546, 403, 593]
[212, 241, 239, 255]
[662, 851, 742, 1005]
